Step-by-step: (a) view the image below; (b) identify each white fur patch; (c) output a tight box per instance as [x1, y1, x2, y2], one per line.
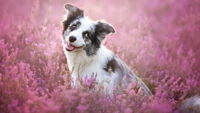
[64, 44, 115, 92]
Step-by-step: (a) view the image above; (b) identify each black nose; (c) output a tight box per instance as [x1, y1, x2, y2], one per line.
[69, 36, 77, 42]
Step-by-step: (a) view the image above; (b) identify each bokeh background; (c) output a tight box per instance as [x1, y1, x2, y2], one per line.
[0, 0, 200, 112]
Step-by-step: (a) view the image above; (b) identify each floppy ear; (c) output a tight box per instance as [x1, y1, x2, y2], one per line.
[96, 21, 115, 41]
[64, 4, 84, 18]
[62, 4, 84, 34]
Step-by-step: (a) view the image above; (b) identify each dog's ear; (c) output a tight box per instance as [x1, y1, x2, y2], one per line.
[62, 4, 84, 34]
[64, 4, 84, 18]
[96, 21, 115, 41]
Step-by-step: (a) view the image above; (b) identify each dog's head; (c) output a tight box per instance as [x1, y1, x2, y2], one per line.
[62, 4, 115, 56]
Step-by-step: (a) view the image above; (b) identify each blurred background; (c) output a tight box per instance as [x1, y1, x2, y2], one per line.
[0, 0, 200, 112]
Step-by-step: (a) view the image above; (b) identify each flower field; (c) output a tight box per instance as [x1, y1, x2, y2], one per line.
[0, 0, 200, 112]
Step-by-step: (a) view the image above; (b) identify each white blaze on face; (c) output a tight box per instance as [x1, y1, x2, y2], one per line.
[64, 17, 96, 48]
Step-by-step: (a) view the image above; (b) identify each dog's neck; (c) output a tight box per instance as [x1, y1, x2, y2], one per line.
[65, 45, 113, 72]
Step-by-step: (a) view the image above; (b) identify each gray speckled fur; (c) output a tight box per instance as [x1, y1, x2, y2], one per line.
[180, 95, 200, 113]
[107, 55, 152, 96]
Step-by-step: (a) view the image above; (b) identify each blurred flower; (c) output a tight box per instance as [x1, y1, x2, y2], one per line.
[0, 0, 200, 112]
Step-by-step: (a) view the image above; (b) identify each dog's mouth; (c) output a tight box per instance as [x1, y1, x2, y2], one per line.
[66, 43, 84, 51]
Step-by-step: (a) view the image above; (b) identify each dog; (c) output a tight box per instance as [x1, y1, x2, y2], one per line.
[61, 4, 152, 96]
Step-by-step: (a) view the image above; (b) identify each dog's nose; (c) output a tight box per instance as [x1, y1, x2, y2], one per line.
[69, 36, 77, 42]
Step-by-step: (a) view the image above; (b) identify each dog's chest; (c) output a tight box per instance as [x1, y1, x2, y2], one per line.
[72, 62, 109, 82]
[66, 51, 112, 84]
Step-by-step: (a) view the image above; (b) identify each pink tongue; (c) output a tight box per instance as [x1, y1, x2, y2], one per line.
[66, 44, 75, 51]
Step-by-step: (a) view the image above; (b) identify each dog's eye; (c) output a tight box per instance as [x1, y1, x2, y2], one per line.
[83, 32, 90, 38]
[70, 24, 77, 31]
